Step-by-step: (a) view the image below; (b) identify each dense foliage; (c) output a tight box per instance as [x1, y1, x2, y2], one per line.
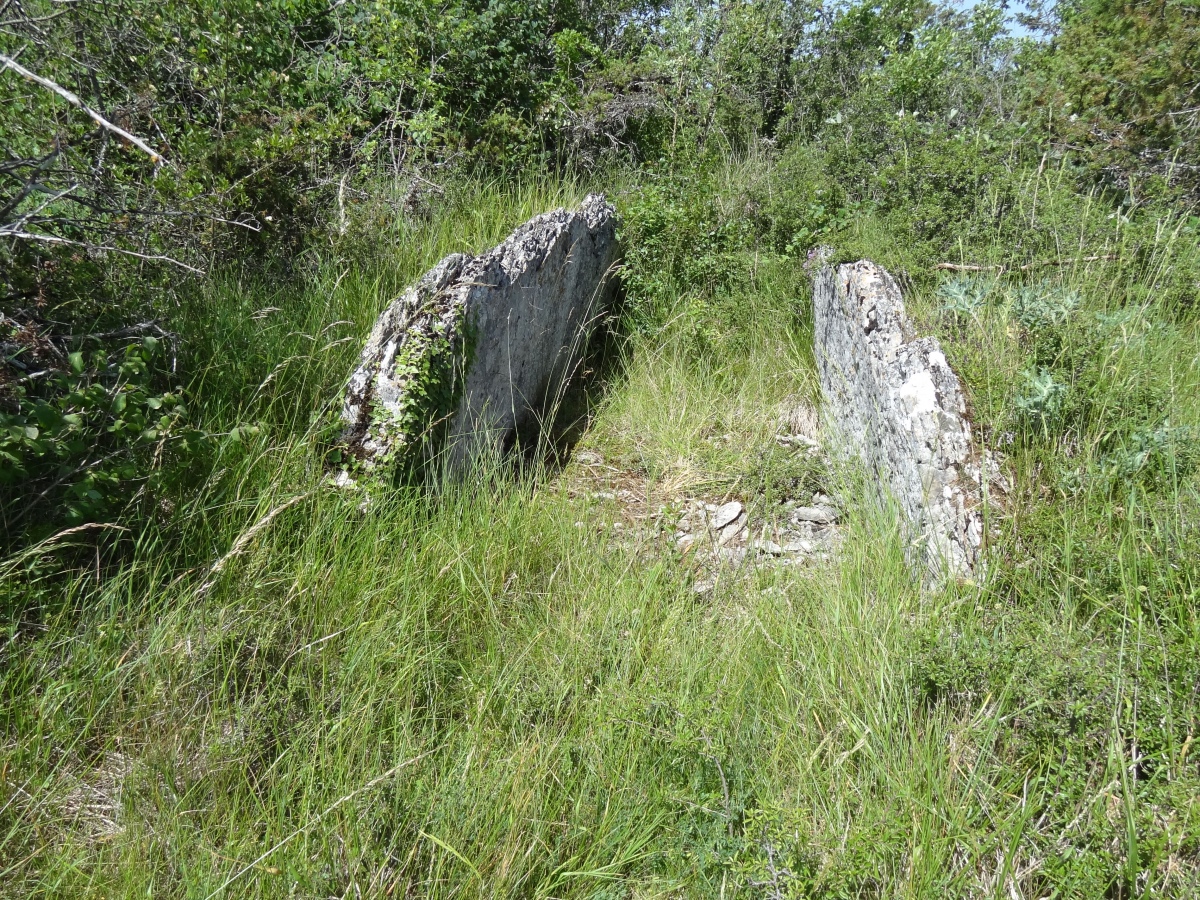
[1030, 0, 1200, 199]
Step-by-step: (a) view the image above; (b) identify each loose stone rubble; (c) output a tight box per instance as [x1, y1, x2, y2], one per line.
[814, 260, 986, 579]
[664, 396, 841, 584]
[566, 429, 842, 595]
[342, 194, 620, 470]
[674, 494, 841, 578]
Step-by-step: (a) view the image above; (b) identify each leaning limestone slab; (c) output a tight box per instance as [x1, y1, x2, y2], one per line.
[814, 260, 985, 579]
[342, 194, 619, 470]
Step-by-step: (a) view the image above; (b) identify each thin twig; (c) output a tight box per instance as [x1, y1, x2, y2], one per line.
[0, 230, 204, 274]
[200, 748, 437, 900]
[54, 321, 172, 344]
[0, 148, 67, 221]
[2, 182, 80, 232]
[935, 254, 1119, 274]
[934, 263, 1005, 273]
[0, 51, 166, 165]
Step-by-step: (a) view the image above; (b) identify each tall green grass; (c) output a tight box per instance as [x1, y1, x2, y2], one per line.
[3, 157, 1199, 897]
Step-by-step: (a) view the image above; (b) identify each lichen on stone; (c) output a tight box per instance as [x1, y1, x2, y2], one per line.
[813, 259, 991, 581]
[341, 194, 620, 475]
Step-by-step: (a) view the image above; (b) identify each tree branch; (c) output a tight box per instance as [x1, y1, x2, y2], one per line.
[0, 51, 167, 166]
[0, 229, 204, 274]
[55, 321, 173, 344]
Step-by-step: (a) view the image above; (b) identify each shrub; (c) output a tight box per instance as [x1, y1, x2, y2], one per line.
[0, 331, 200, 544]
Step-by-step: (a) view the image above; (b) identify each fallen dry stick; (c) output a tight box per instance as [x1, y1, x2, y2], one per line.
[935, 254, 1119, 274]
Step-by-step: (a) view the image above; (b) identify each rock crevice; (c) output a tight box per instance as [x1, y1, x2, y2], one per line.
[814, 260, 986, 579]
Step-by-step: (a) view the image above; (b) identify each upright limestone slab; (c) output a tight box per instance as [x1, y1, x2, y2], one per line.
[343, 194, 619, 469]
[814, 260, 984, 579]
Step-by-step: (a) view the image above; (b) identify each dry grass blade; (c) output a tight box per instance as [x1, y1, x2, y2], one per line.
[196, 491, 314, 596]
[201, 749, 437, 900]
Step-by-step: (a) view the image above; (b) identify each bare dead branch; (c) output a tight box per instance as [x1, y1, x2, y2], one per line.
[3, 182, 81, 232]
[935, 254, 1120, 274]
[0, 51, 167, 165]
[934, 263, 1007, 273]
[0, 229, 204, 274]
[54, 321, 173, 344]
[0, 7, 74, 28]
[0, 147, 63, 219]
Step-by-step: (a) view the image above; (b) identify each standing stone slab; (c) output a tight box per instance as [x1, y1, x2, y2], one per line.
[343, 194, 619, 470]
[814, 260, 984, 579]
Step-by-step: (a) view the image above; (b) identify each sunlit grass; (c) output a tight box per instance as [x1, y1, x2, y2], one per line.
[3, 156, 1199, 898]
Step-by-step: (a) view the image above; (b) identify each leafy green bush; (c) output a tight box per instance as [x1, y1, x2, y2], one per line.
[937, 274, 993, 320]
[1, 333, 199, 542]
[1014, 367, 1068, 436]
[1, 0, 622, 540]
[1012, 281, 1081, 331]
[1023, 0, 1200, 201]
[1105, 422, 1199, 490]
[617, 161, 753, 332]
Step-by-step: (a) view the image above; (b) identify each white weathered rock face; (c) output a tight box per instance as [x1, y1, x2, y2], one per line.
[343, 194, 619, 470]
[814, 260, 984, 579]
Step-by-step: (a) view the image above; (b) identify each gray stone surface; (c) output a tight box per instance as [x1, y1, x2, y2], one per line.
[342, 194, 619, 469]
[711, 500, 744, 530]
[814, 260, 985, 579]
[791, 506, 838, 525]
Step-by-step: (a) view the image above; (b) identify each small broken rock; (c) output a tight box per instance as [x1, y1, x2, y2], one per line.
[776, 434, 820, 449]
[711, 500, 744, 530]
[717, 547, 747, 565]
[718, 517, 748, 546]
[778, 397, 820, 438]
[791, 506, 838, 525]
